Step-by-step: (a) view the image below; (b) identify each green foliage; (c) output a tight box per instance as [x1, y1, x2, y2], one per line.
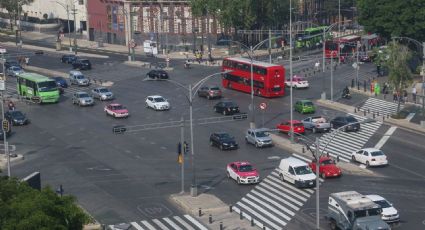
[0, 177, 90, 230]
[357, 0, 425, 41]
[0, 0, 34, 14]
[385, 42, 413, 91]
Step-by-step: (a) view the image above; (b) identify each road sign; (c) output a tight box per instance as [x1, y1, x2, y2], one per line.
[31, 96, 41, 103]
[2, 120, 10, 132]
[259, 102, 267, 110]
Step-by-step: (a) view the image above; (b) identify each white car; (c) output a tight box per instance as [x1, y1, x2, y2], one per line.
[351, 148, 388, 167]
[145, 95, 170, 111]
[284, 75, 309, 89]
[0, 46, 7, 54]
[366, 195, 399, 223]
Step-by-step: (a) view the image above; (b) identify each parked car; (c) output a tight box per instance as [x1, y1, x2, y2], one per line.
[4, 60, 21, 70]
[302, 116, 331, 133]
[69, 70, 90, 86]
[351, 148, 388, 167]
[308, 156, 342, 179]
[277, 120, 305, 135]
[0, 119, 11, 140]
[50, 76, 68, 88]
[4, 110, 29, 126]
[72, 59, 92, 70]
[294, 100, 315, 114]
[61, 54, 77, 64]
[209, 132, 238, 150]
[278, 157, 316, 188]
[72, 92, 94, 106]
[104, 103, 129, 118]
[145, 95, 170, 110]
[245, 128, 273, 148]
[92, 87, 114, 101]
[0, 46, 7, 54]
[213, 101, 240, 115]
[226, 161, 259, 184]
[6, 65, 24, 77]
[197, 85, 222, 99]
[146, 69, 169, 80]
[285, 75, 309, 89]
[366, 195, 399, 223]
[330, 115, 360, 132]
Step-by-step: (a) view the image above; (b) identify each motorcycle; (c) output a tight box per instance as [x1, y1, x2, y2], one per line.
[342, 91, 352, 99]
[184, 62, 191, 69]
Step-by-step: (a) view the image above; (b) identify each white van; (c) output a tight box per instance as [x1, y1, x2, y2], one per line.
[278, 157, 316, 188]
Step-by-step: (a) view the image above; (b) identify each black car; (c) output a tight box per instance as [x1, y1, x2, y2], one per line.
[4, 60, 21, 70]
[330, 115, 360, 132]
[61, 54, 77, 64]
[146, 70, 169, 80]
[214, 101, 240, 115]
[209, 132, 238, 150]
[51, 76, 68, 88]
[0, 119, 12, 140]
[72, 59, 92, 70]
[5, 110, 29, 126]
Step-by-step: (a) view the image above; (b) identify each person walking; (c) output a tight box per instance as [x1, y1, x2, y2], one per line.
[412, 85, 417, 104]
[25, 57, 30, 66]
[403, 90, 408, 103]
[393, 90, 397, 103]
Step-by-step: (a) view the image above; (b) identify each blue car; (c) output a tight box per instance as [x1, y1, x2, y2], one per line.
[51, 76, 68, 88]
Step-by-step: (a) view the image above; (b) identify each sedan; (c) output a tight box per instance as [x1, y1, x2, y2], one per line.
[245, 128, 273, 148]
[351, 148, 388, 167]
[146, 69, 169, 80]
[330, 115, 360, 132]
[308, 156, 342, 179]
[6, 65, 24, 77]
[302, 116, 330, 133]
[145, 95, 170, 110]
[92, 87, 114, 101]
[285, 75, 309, 89]
[213, 101, 239, 115]
[226, 161, 259, 184]
[4, 60, 21, 70]
[51, 76, 68, 88]
[104, 103, 129, 118]
[197, 85, 222, 99]
[209, 132, 238, 150]
[61, 54, 77, 64]
[294, 100, 315, 114]
[72, 59, 92, 70]
[4, 110, 29, 126]
[277, 120, 305, 135]
[366, 195, 399, 223]
[72, 92, 94, 106]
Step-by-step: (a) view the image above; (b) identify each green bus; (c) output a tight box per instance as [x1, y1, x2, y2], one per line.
[17, 73, 60, 103]
[296, 26, 331, 48]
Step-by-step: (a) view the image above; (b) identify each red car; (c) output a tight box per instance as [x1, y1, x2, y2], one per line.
[276, 120, 305, 134]
[226, 161, 260, 184]
[104, 103, 129, 118]
[308, 156, 342, 179]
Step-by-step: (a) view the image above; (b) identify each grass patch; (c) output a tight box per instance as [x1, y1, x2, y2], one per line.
[391, 105, 422, 119]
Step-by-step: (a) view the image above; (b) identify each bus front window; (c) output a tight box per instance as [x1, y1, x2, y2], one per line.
[38, 81, 58, 92]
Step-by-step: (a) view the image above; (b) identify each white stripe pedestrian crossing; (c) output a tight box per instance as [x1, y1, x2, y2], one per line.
[108, 215, 205, 230]
[360, 97, 403, 116]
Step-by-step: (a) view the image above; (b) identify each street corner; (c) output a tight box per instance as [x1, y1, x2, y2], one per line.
[270, 133, 305, 153]
[315, 99, 356, 114]
[0, 154, 24, 171]
[336, 161, 377, 176]
[169, 193, 228, 216]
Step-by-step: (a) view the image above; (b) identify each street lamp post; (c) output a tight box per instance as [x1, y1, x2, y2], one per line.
[72, 3, 78, 54]
[338, 0, 341, 64]
[0, 58, 10, 177]
[331, 51, 335, 101]
[54, 1, 72, 52]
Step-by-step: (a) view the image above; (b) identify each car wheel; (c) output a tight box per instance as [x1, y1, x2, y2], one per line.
[321, 173, 326, 179]
[237, 177, 241, 184]
[366, 161, 370, 168]
[312, 127, 317, 133]
[351, 155, 356, 162]
[255, 142, 259, 148]
[154, 106, 158, 111]
[113, 113, 116, 118]
[105, 111, 108, 116]
[294, 85, 298, 89]
[245, 138, 249, 144]
[220, 144, 224, 150]
[145, 103, 149, 108]
[279, 173, 285, 182]
[223, 110, 227, 115]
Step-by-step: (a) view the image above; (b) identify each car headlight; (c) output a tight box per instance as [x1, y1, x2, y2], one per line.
[13, 119, 18, 122]
[222, 143, 229, 146]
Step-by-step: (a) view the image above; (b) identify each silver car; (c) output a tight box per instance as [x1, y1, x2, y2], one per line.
[302, 116, 331, 133]
[72, 92, 94, 106]
[245, 128, 273, 148]
[69, 70, 89, 86]
[6, 66, 24, 77]
[91, 87, 114, 101]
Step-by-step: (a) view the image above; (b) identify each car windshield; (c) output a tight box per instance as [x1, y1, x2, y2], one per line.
[54, 77, 64, 81]
[112, 105, 124, 110]
[154, 97, 165, 102]
[218, 133, 233, 139]
[296, 77, 306, 81]
[294, 165, 312, 175]
[255, 131, 268, 137]
[293, 122, 303, 127]
[224, 102, 237, 107]
[37, 81, 58, 92]
[99, 88, 109, 93]
[76, 75, 85, 79]
[78, 93, 90, 98]
[239, 165, 254, 172]
[304, 101, 314, 106]
[371, 151, 384, 156]
[81, 60, 90, 64]
[210, 87, 220, 90]
[347, 116, 357, 122]
[10, 111, 24, 117]
[11, 66, 22, 71]
[321, 159, 334, 165]
[373, 199, 391, 208]
[354, 208, 382, 218]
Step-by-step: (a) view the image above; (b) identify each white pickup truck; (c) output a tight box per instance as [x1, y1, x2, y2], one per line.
[302, 116, 331, 133]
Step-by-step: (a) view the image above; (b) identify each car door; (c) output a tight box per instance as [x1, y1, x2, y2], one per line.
[229, 164, 238, 180]
[332, 117, 341, 128]
[247, 130, 255, 144]
[354, 150, 363, 162]
[362, 150, 370, 164]
[286, 166, 296, 184]
[92, 89, 98, 98]
[211, 134, 218, 146]
[215, 102, 223, 113]
[303, 118, 312, 129]
[147, 97, 153, 107]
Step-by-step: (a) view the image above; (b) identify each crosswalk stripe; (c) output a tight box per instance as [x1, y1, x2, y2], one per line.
[173, 216, 195, 230]
[268, 174, 312, 198]
[237, 201, 284, 230]
[249, 190, 296, 216]
[140, 220, 156, 230]
[255, 186, 301, 210]
[260, 180, 305, 206]
[131, 222, 145, 230]
[163, 218, 183, 230]
[152, 219, 170, 230]
[245, 194, 291, 221]
[183, 215, 208, 230]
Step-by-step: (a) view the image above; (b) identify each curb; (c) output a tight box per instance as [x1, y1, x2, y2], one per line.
[0, 154, 24, 171]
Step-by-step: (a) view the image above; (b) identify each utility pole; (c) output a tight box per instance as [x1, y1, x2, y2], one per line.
[289, 0, 294, 142]
[331, 52, 334, 101]
[66, 4, 71, 52]
[207, 10, 212, 62]
[250, 47, 255, 129]
[338, 0, 341, 64]
[130, 9, 135, 61]
[315, 137, 320, 230]
[72, 4, 78, 54]
[0, 59, 10, 177]
[189, 85, 197, 197]
[356, 41, 360, 86]
[322, 28, 326, 73]
[269, 29, 272, 63]
[180, 117, 185, 194]
[422, 42, 425, 118]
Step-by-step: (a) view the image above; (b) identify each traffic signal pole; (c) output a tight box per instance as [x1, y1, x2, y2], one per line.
[180, 116, 185, 194]
[0, 59, 10, 177]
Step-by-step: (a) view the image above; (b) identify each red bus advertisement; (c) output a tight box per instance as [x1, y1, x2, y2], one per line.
[221, 57, 285, 97]
[325, 35, 361, 59]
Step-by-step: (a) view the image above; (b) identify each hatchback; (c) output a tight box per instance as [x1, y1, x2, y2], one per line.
[294, 100, 315, 114]
[72, 59, 92, 70]
[197, 86, 222, 99]
[146, 70, 169, 79]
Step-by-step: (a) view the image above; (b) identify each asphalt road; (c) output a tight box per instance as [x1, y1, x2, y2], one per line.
[2, 40, 425, 229]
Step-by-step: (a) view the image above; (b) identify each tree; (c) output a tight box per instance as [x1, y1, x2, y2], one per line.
[0, 177, 90, 230]
[0, 0, 34, 30]
[357, 0, 425, 41]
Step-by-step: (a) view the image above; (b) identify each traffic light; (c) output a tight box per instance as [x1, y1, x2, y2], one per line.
[2, 120, 9, 133]
[183, 141, 189, 154]
[177, 142, 183, 164]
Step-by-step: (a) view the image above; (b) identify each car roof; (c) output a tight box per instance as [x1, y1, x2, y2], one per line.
[281, 157, 308, 167]
[361, 148, 381, 152]
[109, 103, 122, 106]
[283, 120, 302, 124]
[230, 161, 252, 167]
[298, 99, 312, 103]
[365, 194, 386, 202]
[70, 70, 83, 74]
[76, 91, 89, 94]
[148, 95, 163, 98]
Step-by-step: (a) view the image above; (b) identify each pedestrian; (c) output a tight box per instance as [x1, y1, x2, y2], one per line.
[8, 101, 15, 111]
[25, 57, 29, 66]
[403, 89, 408, 103]
[412, 85, 417, 103]
[393, 90, 397, 103]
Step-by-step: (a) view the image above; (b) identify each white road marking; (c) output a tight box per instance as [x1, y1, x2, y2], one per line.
[406, 113, 415, 121]
[130, 222, 145, 230]
[163, 217, 182, 230]
[374, 126, 397, 149]
[184, 215, 208, 230]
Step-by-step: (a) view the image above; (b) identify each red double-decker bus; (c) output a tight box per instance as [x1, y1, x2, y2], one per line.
[221, 57, 285, 97]
[325, 35, 361, 59]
